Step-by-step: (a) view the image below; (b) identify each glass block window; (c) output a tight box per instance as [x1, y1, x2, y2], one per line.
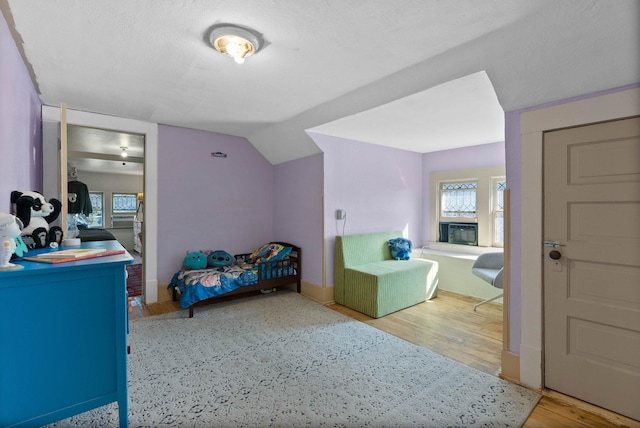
[112, 193, 137, 213]
[441, 182, 477, 218]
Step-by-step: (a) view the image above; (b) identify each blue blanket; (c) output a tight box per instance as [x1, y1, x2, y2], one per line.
[169, 261, 294, 309]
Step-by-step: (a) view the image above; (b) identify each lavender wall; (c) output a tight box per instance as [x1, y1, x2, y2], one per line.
[421, 141, 505, 243]
[311, 132, 424, 287]
[273, 153, 324, 286]
[422, 141, 505, 172]
[0, 11, 42, 212]
[156, 125, 274, 283]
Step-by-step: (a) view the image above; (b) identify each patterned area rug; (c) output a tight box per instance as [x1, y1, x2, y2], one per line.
[126, 263, 142, 297]
[50, 291, 540, 427]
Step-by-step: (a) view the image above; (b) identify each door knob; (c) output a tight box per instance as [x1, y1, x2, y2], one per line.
[549, 250, 562, 260]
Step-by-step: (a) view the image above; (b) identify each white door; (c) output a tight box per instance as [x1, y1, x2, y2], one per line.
[543, 116, 640, 420]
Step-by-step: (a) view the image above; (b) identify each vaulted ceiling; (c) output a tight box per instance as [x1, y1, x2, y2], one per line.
[3, 0, 638, 165]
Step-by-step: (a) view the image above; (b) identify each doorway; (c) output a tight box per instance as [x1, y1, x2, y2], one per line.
[67, 124, 145, 299]
[41, 105, 160, 304]
[518, 87, 640, 393]
[543, 117, 640, 420]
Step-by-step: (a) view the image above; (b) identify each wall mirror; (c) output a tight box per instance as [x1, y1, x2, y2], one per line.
[66, 125, 144, 234]
[42, 106, 159, 303]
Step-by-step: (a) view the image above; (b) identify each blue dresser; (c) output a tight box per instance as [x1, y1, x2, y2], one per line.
[0, 240, 133, 427]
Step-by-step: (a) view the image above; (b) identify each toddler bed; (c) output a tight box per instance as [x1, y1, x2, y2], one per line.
[169, 242, 301, 317]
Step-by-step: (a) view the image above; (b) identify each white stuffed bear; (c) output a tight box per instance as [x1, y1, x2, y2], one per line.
[0, 213, 24, 270]
[10, 190, 64, 249]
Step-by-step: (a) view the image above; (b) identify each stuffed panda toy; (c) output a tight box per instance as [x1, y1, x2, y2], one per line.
[10, 191, 64, 249]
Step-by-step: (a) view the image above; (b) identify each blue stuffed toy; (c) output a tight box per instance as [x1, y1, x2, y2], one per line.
[183, 251, 207, 270]
[207, 250, 234, 268]
[389, 237, 412, 260]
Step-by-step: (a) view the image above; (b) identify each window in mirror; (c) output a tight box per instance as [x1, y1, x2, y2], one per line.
[87, 192, 103, 228]
[112, 193, 138, 213]
[111, 193, 137, 229]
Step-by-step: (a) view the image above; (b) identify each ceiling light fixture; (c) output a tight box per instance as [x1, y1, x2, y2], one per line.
[120, 147, 128, 158]
[209, 24, 262, 64]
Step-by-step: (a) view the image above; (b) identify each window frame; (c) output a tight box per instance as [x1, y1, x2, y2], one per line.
[111, 192, 138, 214]
[430, 165, 506, 248]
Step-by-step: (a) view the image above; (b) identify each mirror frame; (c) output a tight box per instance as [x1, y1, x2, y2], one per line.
[42, 106, 160, 304]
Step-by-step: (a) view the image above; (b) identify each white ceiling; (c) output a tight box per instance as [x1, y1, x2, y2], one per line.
[66, 125, 145, 176]
[308, 71, 505, 152]
[2, 0, 639, 165]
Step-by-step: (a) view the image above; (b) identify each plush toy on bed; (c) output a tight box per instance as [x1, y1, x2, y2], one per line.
[207, 250, 234, 269]
[389, 237, 412, 260]
[183, 251, 207, 270]
[248, 243, 291, 263]
[10, 190, 63, 249]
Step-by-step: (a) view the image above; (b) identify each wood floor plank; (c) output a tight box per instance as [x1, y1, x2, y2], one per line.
[527, 397, 629, 428]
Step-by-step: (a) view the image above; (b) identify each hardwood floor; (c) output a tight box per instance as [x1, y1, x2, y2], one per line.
[134, 290, 638, 427]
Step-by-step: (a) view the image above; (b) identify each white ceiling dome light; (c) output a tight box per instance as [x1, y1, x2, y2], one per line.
[209, 24, 263, 64]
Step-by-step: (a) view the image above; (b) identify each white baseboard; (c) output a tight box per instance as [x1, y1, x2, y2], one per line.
[500, 350, 520, 383]
[301, 280, 334, 305]
[519, 344, 543, 389]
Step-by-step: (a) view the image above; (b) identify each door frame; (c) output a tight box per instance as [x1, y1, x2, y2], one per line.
[517, 86, 640, 389]
[42, 106, 160, 303]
